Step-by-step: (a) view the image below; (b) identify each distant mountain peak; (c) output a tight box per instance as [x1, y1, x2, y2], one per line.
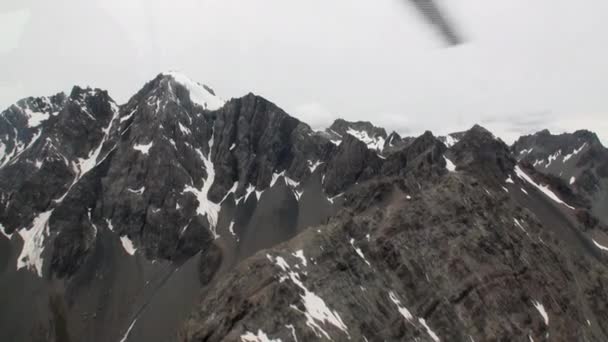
[325, 118, 388, 152]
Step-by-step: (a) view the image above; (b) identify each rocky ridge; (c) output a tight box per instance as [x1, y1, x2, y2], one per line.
[0, 72, 607, 342]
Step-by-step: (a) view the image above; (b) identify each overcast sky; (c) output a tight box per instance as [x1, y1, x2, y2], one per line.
[1, 0, 607, 144]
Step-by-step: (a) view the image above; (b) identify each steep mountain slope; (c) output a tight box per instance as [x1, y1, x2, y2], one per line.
[0, 73, 607, 342]
[513, 129, 608, 231]
[182, 125, 608, 342]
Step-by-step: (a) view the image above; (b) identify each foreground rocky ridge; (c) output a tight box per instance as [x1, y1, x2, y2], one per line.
[0, 72, 607, 342]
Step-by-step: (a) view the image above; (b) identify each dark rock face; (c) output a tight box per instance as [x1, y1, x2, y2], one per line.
[381, 130, 447, 178]
[1, 73, 608, 342]
[449, 124, 516, 186]
[323, 134, 383, 196]
[513, 129, 608, 224]
[383, 131, 416, 155]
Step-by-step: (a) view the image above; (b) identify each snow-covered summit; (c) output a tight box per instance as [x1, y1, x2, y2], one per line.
[161, 71, 225, 111]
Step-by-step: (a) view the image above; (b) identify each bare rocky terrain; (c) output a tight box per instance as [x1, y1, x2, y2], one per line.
[1, 72, 607, 342]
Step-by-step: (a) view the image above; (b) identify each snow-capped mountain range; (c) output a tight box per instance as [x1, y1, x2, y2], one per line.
[1, 72, 607, 342]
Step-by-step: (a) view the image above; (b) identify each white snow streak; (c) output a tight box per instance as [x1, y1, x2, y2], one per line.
[346, 128, 385, 151]
[133, 141, 153, 155]
[444, 156, 456, 172]
[532, 301, 549, 325]
[240, 330, 282, 342]
[285, 324, 298, 342]
[55, 101, 120, 203]
[563, 143, 587, 162]
[127, 186, 145, 195]
[308, 160, 323, 173]
[327, 193, 344, 204]
[388, 291, 413, 320]
[17, 210, 53, 276]
[183, 136, 221, 239]
[515, 166, 574, 209]
[513, 218, 529, 235]
[0, 223, 12, 239]
[23, 105, 50, 127]
[592, 239, 608, 252]
[350, 238, 371, 266]
[120, 235, 137, 255]
[545, 150, 561, 168]
[419, 318, 440, 342]
[267, 254, 349, 339]
[119, 318, 138, 342]
[292, 250, 307, 267]
[388, 291, 440, 341]
[228, 221, 238, 241]
[444, 135, 459, 148]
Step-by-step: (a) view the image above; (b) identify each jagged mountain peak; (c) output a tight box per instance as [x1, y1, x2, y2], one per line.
[438, 124, 495, 150]
[159, 71, 225, 111]
[512, 128, 608, 223]
[447, 124, 515, 184]
[324, 118, 388, 152]
[3, 74, 608, 342]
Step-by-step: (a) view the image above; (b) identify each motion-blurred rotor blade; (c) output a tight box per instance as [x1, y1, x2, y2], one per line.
[408, 0, 463, 46]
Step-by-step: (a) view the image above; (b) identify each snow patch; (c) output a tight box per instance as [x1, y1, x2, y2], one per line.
[350, 238, 371, 266]
[444, 134, 459, 148]
[271, 171, 301, 199]
[532, 301, 549, 325]
[0, 223, 12, 239]
[569, 176, 576, 185]
[228, 221, 238, 241]
[513, 218, 529, 235]
[240, 330, 282, 342]
[328, 193, 343, 204]
[292, 250, 307, 267]
[23, 104, 50, 127]
[267, 254, 349, 339]
[419, 318, 440, 342]
[592, 239, 608, 252]
[346, 128, 385, 151]
[563, 143, 587, 162]
[183, 135, 221, 238]
[545, 150, 561, 168]
[133, 141, 153, 155]
[127, 186, 145, 195]
[119, 318, 138, 342]
[162, 71, 225, 110]
[515, 166, 574, 209]
[178, 122, 191, 135]
[519, 148, 534, 155]
[106, 219, 114, 232]
[444, 156, 456, 172]
[388, 291, 413, 320]
[308, 160, 323, 173]
[120, 108, 136, 123]
[285, 324, 298, 342]
[17, 210, 53, 276]
[120, 235, 137, 255]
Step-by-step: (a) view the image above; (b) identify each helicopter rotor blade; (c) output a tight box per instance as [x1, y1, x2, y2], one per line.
[408, 0, 463, 46]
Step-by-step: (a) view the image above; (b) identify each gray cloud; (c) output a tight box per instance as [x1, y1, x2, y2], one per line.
[1, 0, 607, 146]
